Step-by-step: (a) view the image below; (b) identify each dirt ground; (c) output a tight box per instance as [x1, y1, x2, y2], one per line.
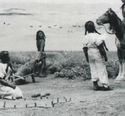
[0, 75, 125, 116]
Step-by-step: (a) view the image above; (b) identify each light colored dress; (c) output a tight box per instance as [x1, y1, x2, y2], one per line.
[0, 63, 8, 78]
[0, 63, 23, 100]
[83, 33, 109, 86]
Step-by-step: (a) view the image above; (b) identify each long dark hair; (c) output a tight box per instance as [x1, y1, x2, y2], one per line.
[0, 51, 10, 63]
[85, 21, 101, 35]
[36, 30, 46, 40]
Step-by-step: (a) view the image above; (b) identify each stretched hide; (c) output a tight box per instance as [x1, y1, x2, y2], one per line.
[14, 52, 66, 84]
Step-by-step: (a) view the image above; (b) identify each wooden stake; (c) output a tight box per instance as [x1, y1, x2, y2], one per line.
[34, 103, 37, 107]
[51, 101, 54, 107]
[68, 98, 71, 102]
[25, 104, 28, 108]
[57, 97, 59, 103]
[64, 97, 67, 102]
[14, 105, 16, 109]
[3, 101, 6, 108]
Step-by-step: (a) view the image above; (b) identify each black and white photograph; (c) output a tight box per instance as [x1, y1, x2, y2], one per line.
[0, 0, 124, 115]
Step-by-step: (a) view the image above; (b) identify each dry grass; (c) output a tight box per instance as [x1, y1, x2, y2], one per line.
[9, 51, 119, 80]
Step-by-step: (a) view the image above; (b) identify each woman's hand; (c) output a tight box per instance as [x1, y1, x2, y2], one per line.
[0, 79, 16, 89]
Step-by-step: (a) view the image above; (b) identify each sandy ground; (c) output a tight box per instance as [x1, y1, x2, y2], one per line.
[0, 75, 125, 116]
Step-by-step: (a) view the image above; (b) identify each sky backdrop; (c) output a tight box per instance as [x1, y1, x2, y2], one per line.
[0, 0, 122, 4]
[0, 0, 123, 51]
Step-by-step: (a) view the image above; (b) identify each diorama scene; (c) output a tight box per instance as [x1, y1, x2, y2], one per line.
[0, 0, 125, 116]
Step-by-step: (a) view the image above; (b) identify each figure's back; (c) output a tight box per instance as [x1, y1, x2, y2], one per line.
[0, 63, 7, 79]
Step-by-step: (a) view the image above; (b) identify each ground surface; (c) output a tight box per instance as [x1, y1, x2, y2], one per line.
[0, 75, 125, 116]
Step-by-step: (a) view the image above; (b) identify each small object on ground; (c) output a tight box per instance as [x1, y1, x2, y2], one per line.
[40, 93, 51, 99]
[31, 93, 41, 98]
[31, 93, 51, 98]
[3, 101, 6, 108]
[30, 25, 33, 28]
[51, 101, 54, 107]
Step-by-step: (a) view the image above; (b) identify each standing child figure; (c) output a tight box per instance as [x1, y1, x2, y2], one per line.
[83, 21, 111, 91]
[33, 52, 47, 77]
[36, 30, 46, 52]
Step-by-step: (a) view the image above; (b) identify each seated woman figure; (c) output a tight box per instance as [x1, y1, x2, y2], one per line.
[0, 51, 23, 100]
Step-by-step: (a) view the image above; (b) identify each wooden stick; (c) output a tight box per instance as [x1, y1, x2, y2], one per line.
[34, 103, 37, 107]
[57, 97, 59, 103]
[25, 104, 28, 108]
[51, 101, 54, 107]
[3, 101, 6, 108]
[64, 97, 67, 102]
[68, 98, 71, 102]
[14, 105, 16, 109]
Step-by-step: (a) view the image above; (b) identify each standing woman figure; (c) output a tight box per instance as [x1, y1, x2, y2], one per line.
[36, 30, 46, 52]
[83, 21, 111, 91]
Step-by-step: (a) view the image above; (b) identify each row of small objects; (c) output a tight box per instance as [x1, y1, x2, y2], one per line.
[0, 97, 71, 110]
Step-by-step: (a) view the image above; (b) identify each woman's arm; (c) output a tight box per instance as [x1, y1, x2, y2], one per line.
[6, 62, 15, 73]
[97, 44, 108, 61]
[83, 47, 89, 63]
[0, 79, 16, 89]
[9, 63, 15, 73]
[102, 40, 109, 51]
